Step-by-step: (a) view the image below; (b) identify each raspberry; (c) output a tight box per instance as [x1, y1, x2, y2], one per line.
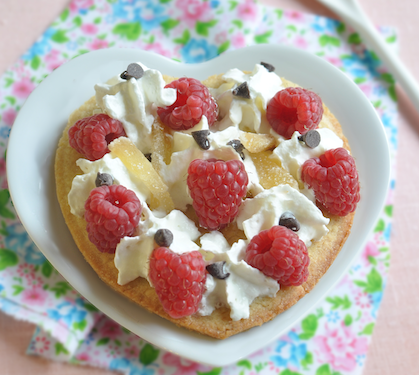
[301, 147, 360, 216]
[187, 158, 248, 231]
[149, 247, 206, 319]
[245, 225, 309, 287]
[266, 87, 323, 139]
[84, 184, 142, 253]
[157, 77, 218, 131]
[69, 113, 126, 161]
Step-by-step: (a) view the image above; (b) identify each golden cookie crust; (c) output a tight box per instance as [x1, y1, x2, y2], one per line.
[55, 74, 354, 339]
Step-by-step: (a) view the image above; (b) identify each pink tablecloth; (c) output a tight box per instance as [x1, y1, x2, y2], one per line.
[0, 1, 418, 375]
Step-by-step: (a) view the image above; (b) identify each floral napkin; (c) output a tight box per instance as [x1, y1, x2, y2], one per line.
[0, 0, 397, 374]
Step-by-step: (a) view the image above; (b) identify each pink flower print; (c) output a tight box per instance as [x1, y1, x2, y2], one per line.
[81, 23, 98, 35]
[33, 335, 50, 354]
[314, 322, 368, 372]
[237, 0, 258, 22]
[326, 56, 343, 68]
[2, 108, 17, 126]
[293, 36, 308, 49]
[362, 241, 380, 266]
[124, 345, 140, 359]
[358, 82, 373, 98]
[26, 276, 45, 289]
[215, 31, 227, 45]
[162, 352, 209, 375]
[99, 319, 123, 339]
[89, 39, 109, 50]
[144, 42, 172, 58]
[12, 77, 35, 99]
[355, 291, 372, 309]
[231, 32, 246, 48]
[69, 0, 94, 13]
[175, 0, 212, 27]
[44, 49, 64, 71]
[17, 263, 35, 279]
[75, 352, 91, 362]
[105, 344, 121, 358]
[21, 286, 48, 306]
[284, 10, 305, 21]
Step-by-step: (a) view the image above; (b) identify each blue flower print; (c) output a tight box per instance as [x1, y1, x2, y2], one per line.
[110, 358, 155, 375]
[47, 301, 87, 327]
[370, 290, 383, 318]
[311, 16, 340, 33]
[270, 331, 307, 369]
[22, 28, 54, 61]
[4, 223, 46, 265]
[326, 310, 340, 323]
[181, 39, 218, 63]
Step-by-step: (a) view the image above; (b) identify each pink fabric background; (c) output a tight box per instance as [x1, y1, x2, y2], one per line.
[0, 0, 418, 374]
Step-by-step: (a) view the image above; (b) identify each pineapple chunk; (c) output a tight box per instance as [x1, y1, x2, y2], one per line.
[240, 132, 276, 153]
[109, 137, 174, 212]
[151, 119, 173, 174]
[251, 151, 298, 190]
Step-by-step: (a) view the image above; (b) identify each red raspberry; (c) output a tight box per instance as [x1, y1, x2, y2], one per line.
[245, 225, 309, 287]
[84, 185, 141, 253]
[187, 158, 248, 231]
[149, 247, 206, 319]
[69, 113, 126, 161]
[266, 87, 323, 139]
[301, 147, 360, 216]
[157, 77, 218, 131]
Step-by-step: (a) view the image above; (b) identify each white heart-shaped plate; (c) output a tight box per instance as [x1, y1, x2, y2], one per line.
[7, 45, 390, 366]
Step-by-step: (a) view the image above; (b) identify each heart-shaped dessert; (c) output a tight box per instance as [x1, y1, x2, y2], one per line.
[55, 59, 359, 339]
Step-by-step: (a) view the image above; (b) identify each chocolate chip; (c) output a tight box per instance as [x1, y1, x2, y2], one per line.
[154, 229, 174, 247]
[227, 139, 245, 160]
[206, 261, 230, 280]
[144, 153, 152, 162]
[232, 82, 251, 99]
[279, 211, 300, 232]
[298, 130, 321, 148]
[95, 172, 114, 187]
[192, 130, 211, 150]
[120, 63, 144, 80]
[261, 62, 275, 72]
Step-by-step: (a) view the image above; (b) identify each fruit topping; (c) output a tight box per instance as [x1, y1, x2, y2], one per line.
[120, 63, 144, 80]
[244, 225, 309, 286]
[250, 151, 298, 190]
[109, 137, 174, 213]
[232, 82, 251, 99]
[260, 61, 275, 72]
[206, 261, 230, 280]
[157, 77, 218, 131]
[149, 247, 206, 319]
[154, 228, 174, 248]
[84, 184, 142, 253]
[239, 133, 276, 153]
[279, 211, 300, 232]
[192, 130, 211, 150]
[266, 87, 323, 139]
[95, 172, 114, 187]
[68, 113, 127, 161]
[227, 139, 245, 160]
[298, 129, 321, 148]
[187, 158, 248, 231]
[301, 147, 360, 216]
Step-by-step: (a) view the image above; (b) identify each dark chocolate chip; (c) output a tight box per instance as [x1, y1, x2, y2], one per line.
[154, 229, 174, 247]
[232, 82, 251, 99]
[298, 130, 321, 148]
[192, 130, 211, 150]
[144, 153, 152, 162]
[227, 139, 245, 160]
[120, 63, 144, 80]
[279, 211, 300, 232]
[95, 172, 114, 187]
[260, 62, 275, 72]
[206, 261, 230, 280]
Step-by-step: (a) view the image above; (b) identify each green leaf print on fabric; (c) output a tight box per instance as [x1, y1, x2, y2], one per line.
[254, 31, 273, 44]
[73, 319, 87, 331]
[319, 35, 341, 47]
[161, 19, 180, 34]
[51, 30, 70, 43]
[198, 369, 222, 375]
[354, 268, 383, 293]
[315, 364, 341, 375]
[0, 249, 18, 270]
[299, 314, 318, 340]
[31, 55, 41, 70]
[326, 295, 351, 310]
[97, 337, 110, 346]
[55, 342, 70, 355]
[280, 369, 303, 375]
[384, 204, 393, 217]
[218, 41, 230, 54]
[374, 218, 385, 232]
[139, 343, 159, 366]
[196, 20, 218, 37]
[41, 261, 53, 278]
[237, 359, 252, 369]
[112, 22, 142, 41]
[348, 32, 362, 44]
[174, 29, 190, 45]
[50, 281, 73, 298]
[361, 322, 375, 335]
[301, 351, 314, 369]
[0, 189, 15, 219]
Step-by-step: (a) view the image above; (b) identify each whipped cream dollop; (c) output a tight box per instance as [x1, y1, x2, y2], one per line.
[68, 63, 343, 322]
[95, 63, 176, 154]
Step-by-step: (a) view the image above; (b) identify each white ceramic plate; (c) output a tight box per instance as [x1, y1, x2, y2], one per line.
[7, 46, 390, 366]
